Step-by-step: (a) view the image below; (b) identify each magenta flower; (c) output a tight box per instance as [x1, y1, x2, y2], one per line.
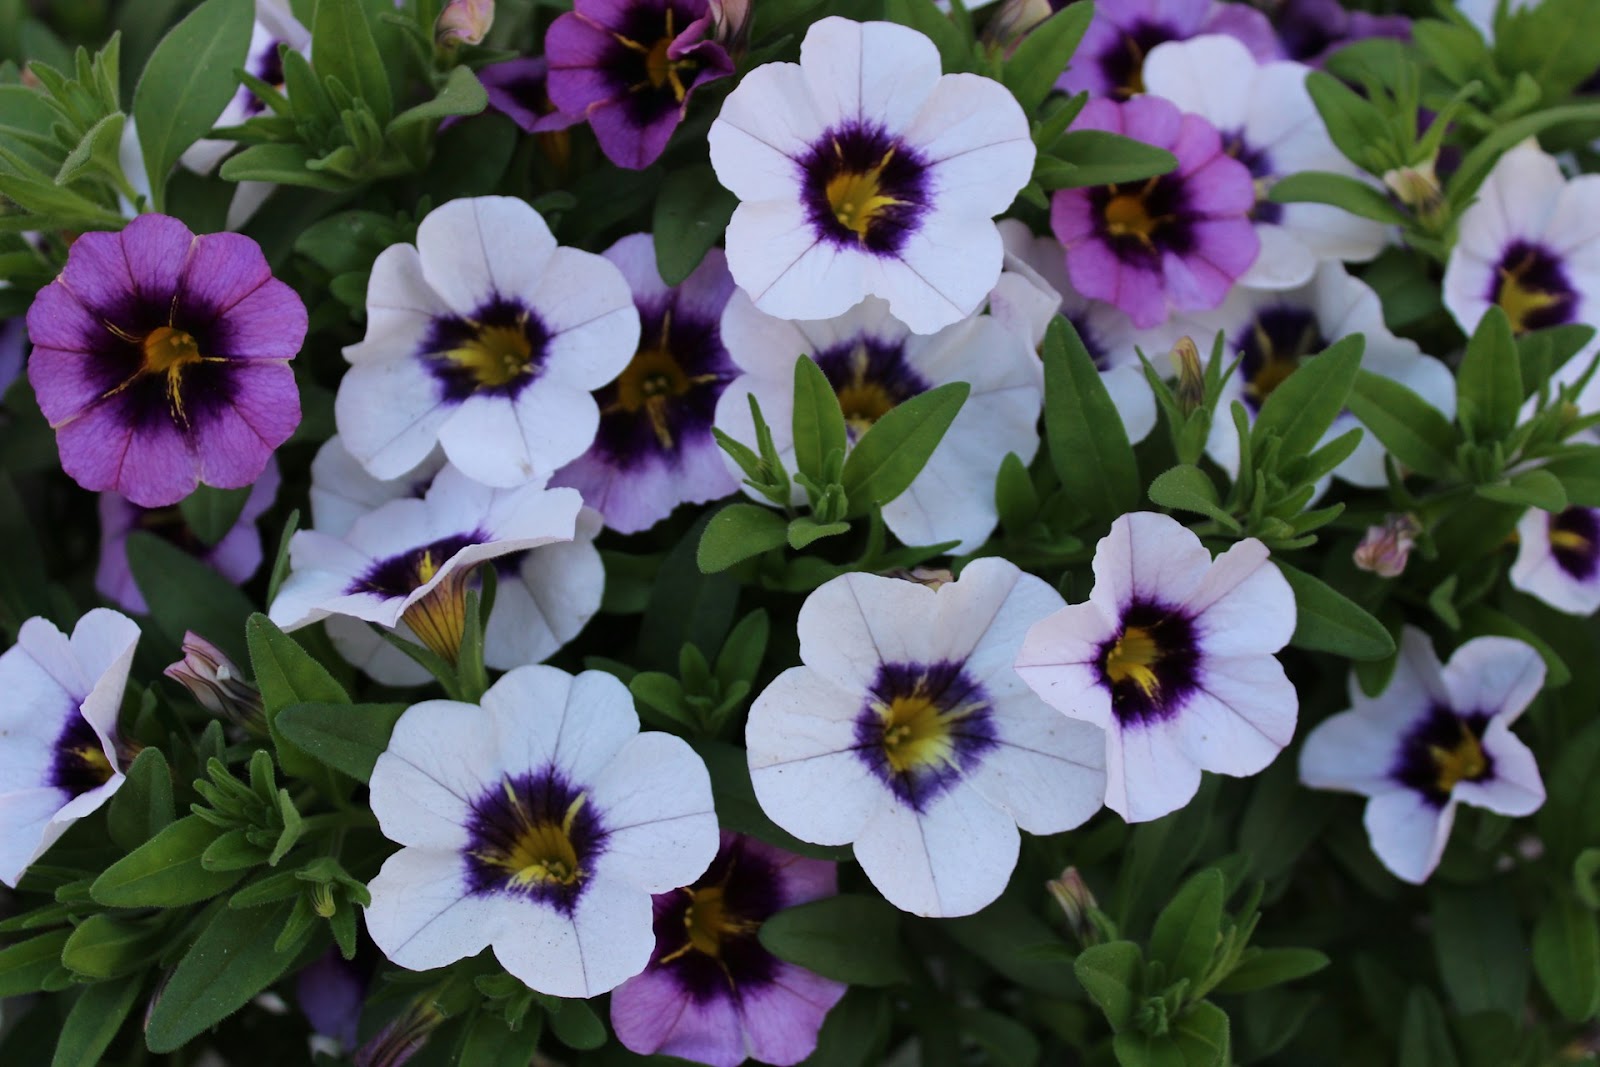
[546, 0, 733, 169]
[473, 57, 582, 135]
[1059, 0, 1281, 99]
[1050, 97, 1259, 329]
[610, 833, 847, 1067]
[25, 215, 305, 507]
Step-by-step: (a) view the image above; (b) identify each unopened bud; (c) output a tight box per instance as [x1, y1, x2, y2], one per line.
[1383, 159, 1443, 221]
[1353, 513, 1421, 578]
[165, 633, 266, 735]
[982, 0, 1054, 51]
[355, 996, 445, 1067]
[435, 0, 493, 48]
[709, 0, 751, 54]
[886, 566, 955, 590]
[1047, 866, 1102, 947]
[311, 881, 338, 919]
[1170, 336, 1204, 415]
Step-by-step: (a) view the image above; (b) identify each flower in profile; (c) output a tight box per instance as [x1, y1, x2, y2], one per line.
[1354, 514, 1421, 579]
[611, 833, 847, 1066]
[336, 197, 639, 488]
[95, 457, 280, 614]
[1016, 512, 1297, 823]
[1510, 506, 1600, 615]
[1141, 35, 1387, 290]
[268, 466, 583, 664]
[181, 0, 311, 173]
[1299, 629, 1545, 884]
[474, 57, 582, 135]
[164, 632, 266, 735]
[746, 560, 1107, 917]
[25, 215, 306, 507]
[708, 17, 1035, 334]
[0, 609, 140, 887]
[546, 0, 733, 170]
[1051, 97, 1260, 329]
[1270, 0, 1410, 66]
[715, 293, 1041, 553]
[1059, 0, 1281, 99]
[364, 665, 719, 996]
[554, 233, 740, 534]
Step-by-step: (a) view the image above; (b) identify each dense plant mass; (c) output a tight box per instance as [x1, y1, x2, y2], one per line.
[4, 0, 1600, 1064]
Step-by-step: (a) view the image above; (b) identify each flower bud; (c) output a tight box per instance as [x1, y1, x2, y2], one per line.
[435, 0, 493, 48]
[1169, 336, 1204, 415]
[164, 633, 266, 735]
[1047, 866, 1102, 947]
[1353, 513, 1421, 578]
[355, 996, 445, 1067]
[982, 0, 1054, 51]
[1383, 158, 1443, 223]
[709, 0, 751, 54]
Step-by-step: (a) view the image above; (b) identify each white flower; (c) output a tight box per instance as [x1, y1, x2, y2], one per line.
[708, 16, 1035, 334]
[1016, 512, 1297, 823]
[1299, 629, 1545, 884]
[715, 293, 1041, 553]
[0, 609, 140, 887]
[181, 0, 311, 174]
[365, 666, 719, 996]
[308, 435, 444, 541]
[1510, 505, 1600, 615]
[336, 197, 640, 488]
[746, 559, 1106, 917]
[1142, 35, 1388, 291]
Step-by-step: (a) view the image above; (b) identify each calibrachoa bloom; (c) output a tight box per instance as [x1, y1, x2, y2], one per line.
[1051, 97, 1260, 329]
[96, 457, 280, 614]
[610, 832, 847, 1066]
[1016, 512, 1297, 823]
[1142, 35, 1387, 290]
[181, 0, 311, 173]
[553, 233, 740, 534]
[1510, 506, 1600, 615]
[746, 560, 1107, 917]
[0, 609, 140, 887]
[547, 0, 733, 170]
[1058, 0, 1280, 99]
[1299, 629, 1546, 884]
[474, 57, 583, 135]
[268, 466, 582, 663]
[708, 17, 1035, 334]
[336, 197, 639, 488]
[26, 214, 306, 507]
[364, 665, 719, 997]
[716, 292, 1041, 553]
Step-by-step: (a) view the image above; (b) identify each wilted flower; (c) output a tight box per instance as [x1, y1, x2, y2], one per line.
[1354, 514, 1421, 578]
[164, 632, 265, 734]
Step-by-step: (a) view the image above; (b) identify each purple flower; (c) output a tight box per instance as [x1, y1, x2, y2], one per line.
[95, 457, 280, 614]
[1050, 97, 1260, 329]
[552, 233, 738, 533]
[0, 319, 24, 396]
[1270, 0, 1410, 67]
[296, 948, 366, 1051]
[546, 0, 734, 169]
[475, 57, 583, 134]
[1058, 0, 1281, 99]
[26, 215, 305, 507]
[611, 833, 847, 1067]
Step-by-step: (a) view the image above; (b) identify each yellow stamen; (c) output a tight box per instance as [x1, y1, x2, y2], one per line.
[874, 681, 986, 777]
[1495, 253, 1565, 335]
[399, 562, 470, 665]
[1104, 625, 1161, 698]
[445, 321, 535, 388]
[1428, 721, 1488, 794]
[832, 343, 896, 436]
[69, 744, 114, 786]
[1103, 193, 1157, 240]
[1551, 528, 1591, 553]
[474, 782, 589, 888]
[825, 144, 905, 242]
[606, 311, 717, 450]
[142, 325, 201, 374]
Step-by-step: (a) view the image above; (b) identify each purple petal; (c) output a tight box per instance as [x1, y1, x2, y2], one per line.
[59, 398, 198, 507]
[740, 963, 848, 1067]
[611, 967, 746, 1067]
[208, 277, 308, 361]
[94, 492, 146, 614]
[178, 232, 274, 326]
[121, 214, 197, 308]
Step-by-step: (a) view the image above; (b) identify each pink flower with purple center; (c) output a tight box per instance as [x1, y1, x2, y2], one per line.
[611, 833, 847, 1067]
[1058, 0, 1281, 99]
[1050, 97, 1259, 329]
[25, 215, 306, 507]
[546, 0, 733, 170]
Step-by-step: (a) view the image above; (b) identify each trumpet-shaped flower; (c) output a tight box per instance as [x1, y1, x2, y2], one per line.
[364, 665, 719, 997]
[1016, 512, 1296, 823]
[1511, 506, 1600, 615]
[746, 559, 1106, 917]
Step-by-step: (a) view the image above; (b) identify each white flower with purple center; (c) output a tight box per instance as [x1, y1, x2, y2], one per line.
[746, 560, 1107, 917]
[336, 197, 639, 488]
[364, 665, 719, 997]
[1142, 35, 1388, 290]
[988, 218, 1158, 443]
[1299, 629, 1546, 884]
[1051, 96, 1260, 330]
[707, 16, 1035, 335]
[181, 0, 310, 173]
[715, 292, 1041, 553]
[610, 832, 848, 1067]
[1190, 262, 1455, 488]
[553, 233, 740, 534]
[268, 465, 583, 665]
[1016, 512, 1297, 823]
[1510, 506, 1600, 616]
[0, 609, 140, 887]
[1058, 0, 1281, 100]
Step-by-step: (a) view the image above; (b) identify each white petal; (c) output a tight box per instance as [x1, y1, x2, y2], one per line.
[0, 787, 71, 888]
[365, 847, 499, 969]
[334, 358, 454, 481]
[903, 75, 1034, 218]
[494, 873, 654, 998]
[707, 62, 824, 202]
[416, 197, 557, 314]
[1237, 224, 1317, 291]
[588, 733, 718, 893]
[370, 698, 494, 849]
[1101, 363, 1158, 443]
[1457, 722, 1544, 817]
[1013, 603, 1120, 731]
[1440, 636, 1545, 727]
[1364, 790, 1452, 885]
[1509, 509, 1600, 615]
[852, 784, 1019, 917]
[1187, 539, 1296, 657]
[344, 244, 451, 366]
[1089, 512, 1212, 617]
[880, 214, 1003, 334]
[532, 247, 640, 389]
[324, 615, 434, 687]
[482, 666, 639, 786]
[795, 572, 936, 689]
[1299, 706, 1406, 797]
[484, 533, 604, 671]
[1104, 720, 1202, 823]
[1174, 653, 1297, 776]
[964, 697, 1106, 834]
[934, 559, 1062, 683]
[725, 200, 861, 323]
[438, 385, 596, 488]
[1142, 35, 1255, 132]
[800, 17, 940, 131]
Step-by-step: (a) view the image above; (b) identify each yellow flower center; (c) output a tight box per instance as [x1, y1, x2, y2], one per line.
[1429, 721, 1489, 794]
[1104, 625, 1161, 698]
[399, 554, 470, 665]
[1244, 316, 1324, 405]
[69, 744, 115, 786]
[1494, 249, 1567, 335]
[606, 311, 717, 450]
[142, 325, 202, 375]
[1103, 192, 1157, 240]
[825, 145, 905, 243]
[618, 9, 690, 102]
[446, 322, 535, 388]
[873, 680, 987, 777]
[830, 343, 897, 436]
[477, 783, 588, 889]
[1551, 527, 1591, 554]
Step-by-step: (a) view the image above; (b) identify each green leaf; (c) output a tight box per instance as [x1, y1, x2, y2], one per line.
[1304, 70, 1389, 173]
[311, 0, 392, 124]
[1397, 988, 1460, 1067]
[714, 608, 769, 690]
[643, 516, 739, 668]
[1541, 451, 1600, 507]
[791, 356, 848, 486]
[1113, 1031, 1186, 1067]
[1475, 467, 1567, 511]
[1533, 895, 1600, 1022]
[177, 483, 254, 548]
[1431, 883, 1529, 1018]
[0, 929, 70, 997]
[127, 530, 257, 664]
[882, 0, 969, 72]
[266, 508, 299, 605]
[1049, 129, 1178, 187]
[1003, 2, 1094, 114]
[788, 516, 851, 549]
[90, 814, 239, 907]
[273, 701, 408, 783]
[1149, 868, 1224, 988]
[106, 746, 175, 851]
[547, 998, 607, 1050]
[218, 142, 351, 189]
[1147, 465, 1239, 530]
[144, 899, 306, 1053]
[1172, 1000, 1231, 1067]
[759, 895, 910, 986]
[1251, 335, 1364, 464]
[840, 382, 969, 516]
[1456, 307, 1523, 444]
[1044, 315, 1138, 523]
[959, 1006, 1042, 1067]
[1460, 603, 1571, 687]
[61, 914, 166, 979]
[1214, 948, 1331, 994]
[132, 0, 252, 207]
[1345, 371, 1459, 479]
[994, 451, 1040, 533]
[246, 613, 352, 788]
[1517, 323, 1596, 392]
[1267, 171, 1408, 225]
[1074, 941, 1144, 1032]
[652, 163, 738, 286]
[459, 1011, 542, 1066]
[55, 111, 126, 186]
[1277, 562, 1396, 661]
[697, 504, 790, 573]
[387, 63, 486, 131]
[52, 975, 142, 1067]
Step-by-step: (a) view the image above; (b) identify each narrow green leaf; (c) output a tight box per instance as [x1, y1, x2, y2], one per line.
[652, 163, 738, 286]
[90, 815, 238, 907]
[1171, 1000, 1230, 1067]
[840, 382, 969, 515]
[387, 63, 486, 131]
[1457, 307, 1523, 443]
[697, 504, 790, 573]
[61, 914, 167, 979]
[218, 141, 351, 189]
[0, 929, 70, 997]
[1277, 561, 1396, 661]
[1251, 334, 1364, 464]
[52, 974, 143, 1067]
[1431, 883, 1529, 1018]
[273, 701, 408, 783]
[792, 356, 849, 485]
[1147, 465, 1239, 530]
[1345, 371, 1458, 478]
[1003, 2, 1094, 113]
[1476, 468, 1567, 511]
[1149, 868, 1224, 987]
[759, 895, 911, 986]
[1214, 947, 1331, 994]
[1533, 896, 1600, 1022]
[547, 998, 607, 1050]
[1049, 129, 1177, 187]
[788, 516, 851, 549]
[246, 613, 352, 791]
[1268, 171, 1409, 225]
[1044, 316, 1138, 523]
[106, 746, 175, 851]
[177, 483, 254, 547]
[311, 0, 392, 123]
[1397, 988, 1460, 1067]
[1074, 941, 1143, 1032]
